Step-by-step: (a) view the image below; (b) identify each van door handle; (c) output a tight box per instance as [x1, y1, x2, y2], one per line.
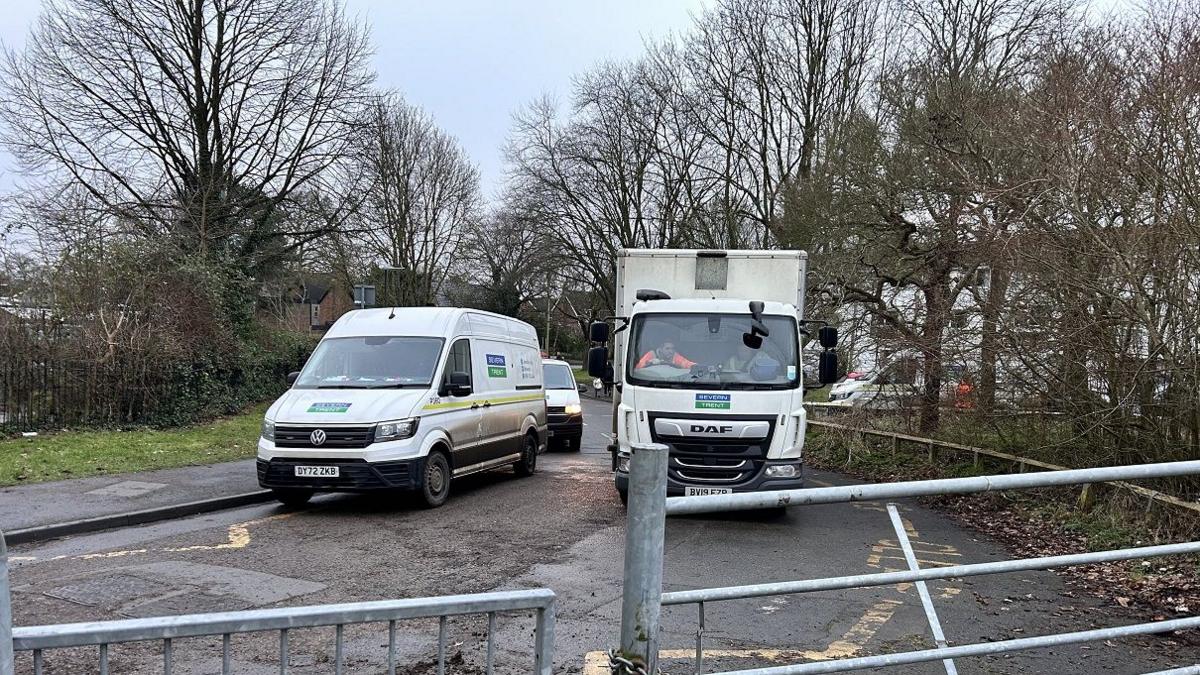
[471, 403, 480, 410]
[482, 401, 492, 408]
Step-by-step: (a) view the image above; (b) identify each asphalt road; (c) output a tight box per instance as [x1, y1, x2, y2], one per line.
[6, 396, 1197, 674]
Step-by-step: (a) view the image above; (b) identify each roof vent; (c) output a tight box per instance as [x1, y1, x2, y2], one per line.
[636, 289, 671, 302]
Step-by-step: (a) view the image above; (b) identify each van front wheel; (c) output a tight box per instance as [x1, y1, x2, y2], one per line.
[420, 451, 451, 508]
[514, 434, 538, 477]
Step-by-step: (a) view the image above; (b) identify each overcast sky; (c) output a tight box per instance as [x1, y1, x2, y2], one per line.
[0, 0, 710, 206]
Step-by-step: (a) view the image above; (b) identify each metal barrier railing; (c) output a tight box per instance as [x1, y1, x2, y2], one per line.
[1, 529, 555, 675]
[608, 444, 1200, 675]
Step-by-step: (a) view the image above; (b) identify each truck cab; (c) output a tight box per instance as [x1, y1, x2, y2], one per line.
[588, 249, 838, 503]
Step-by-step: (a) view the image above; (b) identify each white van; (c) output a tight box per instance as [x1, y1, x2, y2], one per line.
[257, 307, 548, 508]
[542, 359, 583, 451]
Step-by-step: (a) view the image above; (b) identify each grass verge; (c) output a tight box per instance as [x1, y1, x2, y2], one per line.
[0, 403, 267, 486]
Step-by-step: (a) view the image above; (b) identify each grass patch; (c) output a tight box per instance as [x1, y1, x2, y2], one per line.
[0, 403, 267, 486]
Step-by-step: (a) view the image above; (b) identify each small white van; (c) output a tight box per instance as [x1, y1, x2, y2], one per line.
[257, 307, 548, 508]
[542, 359, 583, 451]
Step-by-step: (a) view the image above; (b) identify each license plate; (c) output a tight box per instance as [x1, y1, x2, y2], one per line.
[294, 466, 339, 478]
[684, 487, 732, 497]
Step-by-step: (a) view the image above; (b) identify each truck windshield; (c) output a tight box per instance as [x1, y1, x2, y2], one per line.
[628, 313, 799, 390]
[294, 336, 445, 389]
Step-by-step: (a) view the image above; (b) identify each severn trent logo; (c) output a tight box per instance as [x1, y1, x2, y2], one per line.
[307, 402, 351, 413]
[695, 393, 731, 410]
[486, 354, 507, 378]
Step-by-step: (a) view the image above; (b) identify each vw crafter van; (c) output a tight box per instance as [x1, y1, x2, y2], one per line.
[258, 308, 548, 508]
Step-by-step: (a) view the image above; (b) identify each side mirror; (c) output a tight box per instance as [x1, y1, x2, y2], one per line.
[286, 371, 300, 386]
[589, 321, 611, 343]
[577, 383, 588, 394]
[447, 371, 472, 397]
[819, 326, 838, 349]
[587, 346, 609, 377]
[819, 351, 839, 384]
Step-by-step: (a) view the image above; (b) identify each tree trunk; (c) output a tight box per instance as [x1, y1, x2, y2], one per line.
[978, 266, 1010, 415]
[919, 282, 949, 433]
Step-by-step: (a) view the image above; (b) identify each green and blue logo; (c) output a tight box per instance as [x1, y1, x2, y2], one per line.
[486, 354, 507, 378]
[307, 402, 351, 413]
[695, 393, 731, 410]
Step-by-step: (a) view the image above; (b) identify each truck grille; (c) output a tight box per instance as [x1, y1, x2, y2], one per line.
[649, 414, 775, 485]
[274, 425, 374, 449]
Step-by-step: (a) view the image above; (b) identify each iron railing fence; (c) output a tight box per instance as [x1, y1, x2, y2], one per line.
[608, 444, 1200, 675]
[0, 530, 554, 675]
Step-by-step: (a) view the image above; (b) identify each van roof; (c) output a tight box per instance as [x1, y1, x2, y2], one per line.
[542, 359, 571, 367]
[325, 307, 539, 346]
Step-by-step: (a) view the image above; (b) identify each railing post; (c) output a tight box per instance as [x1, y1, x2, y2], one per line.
[618, 443, 668, 672]
[1, 531, 15, 675]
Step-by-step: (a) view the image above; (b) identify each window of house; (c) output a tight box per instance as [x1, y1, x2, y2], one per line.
[310, 303, 320, 327]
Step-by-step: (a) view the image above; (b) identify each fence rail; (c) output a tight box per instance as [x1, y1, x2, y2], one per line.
[1, 530, 555, 675]
[608, 443, 1200, 675]
[804, 403, 1200, 517]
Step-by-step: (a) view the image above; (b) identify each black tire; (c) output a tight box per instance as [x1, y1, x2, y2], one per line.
[420, 451, 452, 508]
[272, 489, 313, 508]
[514, 433, 538, 477]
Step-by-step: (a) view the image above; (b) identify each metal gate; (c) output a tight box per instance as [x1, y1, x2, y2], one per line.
[0, 532, 554, 675]
[607, 443, 1200, 675]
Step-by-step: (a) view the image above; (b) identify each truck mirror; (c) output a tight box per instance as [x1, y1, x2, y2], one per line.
[587, 346, 609, 377]
[818, 351, 838, 384]
[589, 321, 610, 343]
[819, 326, 838, 349]
[447, 371, 473, 397]
[286, 371, 300, 386]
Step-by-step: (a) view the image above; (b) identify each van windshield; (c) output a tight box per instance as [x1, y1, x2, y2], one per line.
[627, 313, 799, 390]
[294, 337, 445, 389]
[543, 363, 577, 390]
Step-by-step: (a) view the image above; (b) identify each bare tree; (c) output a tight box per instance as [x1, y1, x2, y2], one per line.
[354, 94, 481, 306]
[0, 0, 374, 274]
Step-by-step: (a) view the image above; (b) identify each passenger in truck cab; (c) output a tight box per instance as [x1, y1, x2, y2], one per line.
[636, 341, 697, 369]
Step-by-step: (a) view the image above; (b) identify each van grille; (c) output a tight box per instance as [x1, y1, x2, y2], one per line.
[274, 425, 374, 449]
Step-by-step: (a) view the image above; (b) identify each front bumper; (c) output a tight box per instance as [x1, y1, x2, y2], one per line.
[548, 414, 583, 440]
[614, 460, 805, 496]
[257, 457, 426, 492]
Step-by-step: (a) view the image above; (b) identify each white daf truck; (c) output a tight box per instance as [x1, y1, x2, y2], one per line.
[587, 249, 838, 503]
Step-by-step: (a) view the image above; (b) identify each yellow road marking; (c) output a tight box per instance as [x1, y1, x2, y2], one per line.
[580, 600, 904, 673]
[12, 513, 294, 563]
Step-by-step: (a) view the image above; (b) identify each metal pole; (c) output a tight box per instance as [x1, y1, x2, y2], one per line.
[708, 615, 1200, 674]
[618, 443, 669, 672]
[1, 531, 14, 675]
[666, 460, 1200, 515]
[886, 504, 956, 675]
[533, 597, 556, 675]
[662, 540, 1200, 606]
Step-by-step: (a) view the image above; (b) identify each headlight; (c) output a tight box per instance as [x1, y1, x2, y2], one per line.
[261, 419, 275, 441]
[564, 403, 582, 415]
[375, 417, 420, 442]
[765, 464, 800, 478]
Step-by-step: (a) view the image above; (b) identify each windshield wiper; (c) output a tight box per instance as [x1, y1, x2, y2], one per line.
[367, 383, 429, 389]
[316, 384, 373, 389]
